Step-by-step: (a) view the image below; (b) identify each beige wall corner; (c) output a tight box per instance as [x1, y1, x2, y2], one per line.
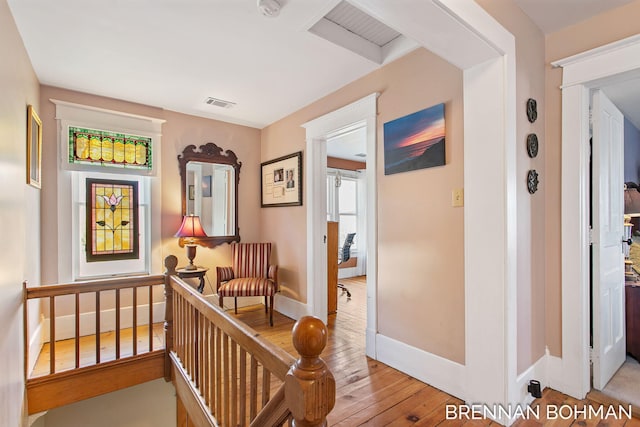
[0, 0, 40, 425]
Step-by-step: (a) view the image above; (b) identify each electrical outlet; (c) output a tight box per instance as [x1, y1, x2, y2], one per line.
[452, 188, 464, 207]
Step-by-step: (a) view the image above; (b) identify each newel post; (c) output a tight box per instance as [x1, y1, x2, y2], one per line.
[285, 316, 336, 427]
[163, 255, 178, 382]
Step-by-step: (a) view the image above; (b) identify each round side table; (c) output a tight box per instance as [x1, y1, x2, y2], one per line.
[176, 267, 209, 293]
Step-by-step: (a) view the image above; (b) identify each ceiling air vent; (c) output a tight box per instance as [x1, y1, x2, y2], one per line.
[307, 1, 414, 64]
[204, 97, 236, 109]
[324, 1, 400, 47]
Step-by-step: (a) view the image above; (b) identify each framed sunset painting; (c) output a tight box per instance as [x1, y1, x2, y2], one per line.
[383, 103, 445, 175]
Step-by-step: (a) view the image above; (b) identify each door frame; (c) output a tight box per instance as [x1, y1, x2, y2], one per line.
[553, 34, 640, 399]
[302, 93, 378, 357]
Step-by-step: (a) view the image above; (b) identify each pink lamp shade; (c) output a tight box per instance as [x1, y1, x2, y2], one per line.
[175, 215, 207, 270]
[175, 215, 208, 238]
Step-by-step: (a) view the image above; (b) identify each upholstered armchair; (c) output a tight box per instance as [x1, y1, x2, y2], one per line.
[216, 243, 278, 326]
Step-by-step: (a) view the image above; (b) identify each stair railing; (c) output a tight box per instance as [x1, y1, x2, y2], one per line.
[164, 255, 335, 427]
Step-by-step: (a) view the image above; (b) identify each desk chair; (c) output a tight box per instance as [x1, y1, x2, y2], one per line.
[337, 233, 356, 299]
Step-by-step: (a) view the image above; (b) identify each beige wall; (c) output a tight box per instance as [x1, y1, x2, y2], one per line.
[0, 0, 41, 424]
[261, 48, 466, 363]
[476, 0, 547, 373]
[34, 379, 175, 427]
[39, 86, 261, 291]
[161, 109, 261, 278]
[544, 0, 640, 356]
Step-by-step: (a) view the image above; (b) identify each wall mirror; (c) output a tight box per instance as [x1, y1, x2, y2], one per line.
[178, 143, 241, 248]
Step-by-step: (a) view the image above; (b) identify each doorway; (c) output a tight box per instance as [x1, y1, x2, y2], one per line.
[326, 123, 368, 333]
[590, 85, 640, 407]
[556, 34, 640, 400]
[302, 94, 378, 357]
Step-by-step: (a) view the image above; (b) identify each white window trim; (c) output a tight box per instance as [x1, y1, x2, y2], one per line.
[52, 100, 165, 281]
[326, 168, 363, 255]
[73, 171, 151, 280]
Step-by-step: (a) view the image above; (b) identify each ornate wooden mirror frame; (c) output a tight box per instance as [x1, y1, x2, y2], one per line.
[178, 142, 241, 248]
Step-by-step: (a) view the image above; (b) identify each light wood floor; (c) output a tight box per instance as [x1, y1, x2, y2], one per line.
[32, 276, 640, 426]
[234, 276, 640, 426]
[32, 323, 165, 377]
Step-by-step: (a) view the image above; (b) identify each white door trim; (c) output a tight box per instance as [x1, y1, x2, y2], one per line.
[436, 1, 518, 418]
[302, 93, 378, 359]
[553, 34, 640, 399]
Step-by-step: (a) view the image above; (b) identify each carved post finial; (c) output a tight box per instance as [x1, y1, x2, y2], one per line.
[164, 255, 178, 275]
[285, 316, 335, 427]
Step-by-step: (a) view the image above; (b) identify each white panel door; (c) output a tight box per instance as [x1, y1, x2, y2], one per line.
[592, 89, 626, 390]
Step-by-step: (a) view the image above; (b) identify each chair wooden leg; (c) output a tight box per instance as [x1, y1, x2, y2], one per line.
[234, 297, 238, 314]
[269, 295, 274, 326]
[264, 296, 268, 313]
[219, 296, 223, 309]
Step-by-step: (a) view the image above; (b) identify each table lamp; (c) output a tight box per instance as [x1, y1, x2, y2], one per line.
[624, 185, 640, 280]
[175, 214, 207, 270]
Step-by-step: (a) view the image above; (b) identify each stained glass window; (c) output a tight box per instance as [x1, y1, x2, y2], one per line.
[70, 127, 152, 170]
[86, 178, 139, 262]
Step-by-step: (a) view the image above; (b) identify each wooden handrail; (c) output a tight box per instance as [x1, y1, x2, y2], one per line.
[25, 274, 165, 299]
[24, 273, 165, 378]
[23, 256, 335, 424]
[164, 255, 335, 427]
[169, 274, 295, 378]
[23, 271, 167, 414]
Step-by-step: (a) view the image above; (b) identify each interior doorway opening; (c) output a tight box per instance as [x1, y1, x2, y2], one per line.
[302, 94, 378, 358]
[556, 33, 640, 402]
[326, 122, 368, 334]
[589, 84, 640, 408]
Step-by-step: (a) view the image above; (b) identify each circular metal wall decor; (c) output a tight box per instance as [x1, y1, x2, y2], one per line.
[526, 98, 537, 123]
[527, 169, 539, 194]
[526, 133, 539, 158]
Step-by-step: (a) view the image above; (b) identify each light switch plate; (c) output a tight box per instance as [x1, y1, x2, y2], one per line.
[452, 188, 464, 207]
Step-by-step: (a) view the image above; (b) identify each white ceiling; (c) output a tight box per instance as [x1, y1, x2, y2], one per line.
[602, 77, 640, 130]
[327, 126, 367, 162]
[7, 0, 416, 129]
[7, 0, 640, 142]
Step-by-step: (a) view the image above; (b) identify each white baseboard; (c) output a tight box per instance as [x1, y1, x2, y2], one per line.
[28, 320, 43, 374]
[515, 355, 547, 405]
[338, 267, 359, 279]
[376, 333, 466, 400]
[42, 302, 166, 342]
[365, 328, 376, 358]
[545, 351, 565, 393]
[274, 294, 309, 321]
[500, 355, 548, 425]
